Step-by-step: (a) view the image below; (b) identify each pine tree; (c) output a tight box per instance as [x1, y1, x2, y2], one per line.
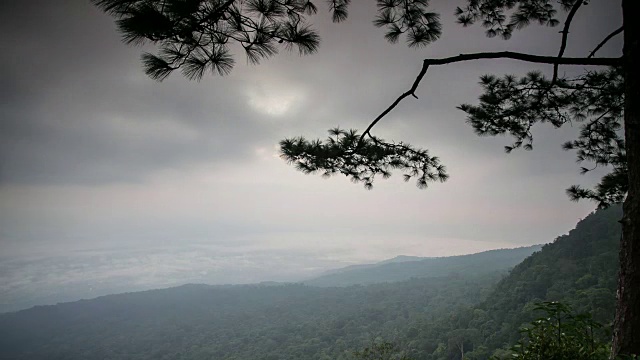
[92, 1, 638, 357]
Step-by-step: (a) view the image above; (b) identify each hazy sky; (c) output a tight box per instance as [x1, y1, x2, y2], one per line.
[0, 0, 623, 271]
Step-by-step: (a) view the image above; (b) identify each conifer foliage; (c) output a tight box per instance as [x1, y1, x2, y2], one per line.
[459, 66, 626, 208]
[280, 128, 448, 190]
[93, 0, 324, 80]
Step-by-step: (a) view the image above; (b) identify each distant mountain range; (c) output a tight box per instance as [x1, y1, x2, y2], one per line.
[303, 245, 542, 287]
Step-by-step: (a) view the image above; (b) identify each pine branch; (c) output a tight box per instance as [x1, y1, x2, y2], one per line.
[356, 51, 621, 150]
[280, 128, 447, 190]
[553, 0, 584, 84]
[94, 0, 322, 80]
[420, 52, 620, 66]
[356, 62, 429, 150]
[588, 26, 624, 58]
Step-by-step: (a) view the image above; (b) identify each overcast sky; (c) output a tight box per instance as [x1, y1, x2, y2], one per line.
[0, 0, 623, 291]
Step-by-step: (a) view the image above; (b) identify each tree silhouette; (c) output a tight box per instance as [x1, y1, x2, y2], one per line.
[93, 0, 637, 357]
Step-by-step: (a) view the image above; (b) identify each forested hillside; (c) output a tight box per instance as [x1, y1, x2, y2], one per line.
[480, 205, 621, 351]
[0, 275, 500, 360]
[394, 205, 622, 359]
[0, 206, 621, 360]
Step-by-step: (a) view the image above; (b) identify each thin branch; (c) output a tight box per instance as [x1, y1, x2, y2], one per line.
[422, 52, 620, 66]
[356, 63, 429, 149]
[553, 0, 584, 84]
[588, 26, 624, 58]
[205, 0, 236, 23]
[355, 51, 621, 150]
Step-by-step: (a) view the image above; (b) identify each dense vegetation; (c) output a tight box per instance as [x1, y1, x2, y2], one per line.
[398, 205, 621, 360]
[509, 302, 611, 360]
[0, 275, 501, 360]
[0, 206, 621, 360]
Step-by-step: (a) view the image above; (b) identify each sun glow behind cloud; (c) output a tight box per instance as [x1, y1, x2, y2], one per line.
[245, 83, 305, 117]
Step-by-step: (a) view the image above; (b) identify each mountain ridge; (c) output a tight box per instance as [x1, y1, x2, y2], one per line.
[304, 244, 543, 287]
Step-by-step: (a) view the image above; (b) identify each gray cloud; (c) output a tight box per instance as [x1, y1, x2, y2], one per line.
[0, 0, 281, 185]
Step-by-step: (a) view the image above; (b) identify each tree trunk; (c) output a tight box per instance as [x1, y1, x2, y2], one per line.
[611, 0, 640, 357]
